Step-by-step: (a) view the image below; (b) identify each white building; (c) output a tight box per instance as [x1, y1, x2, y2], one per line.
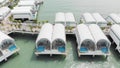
[20, 0, 43, 5]
[65, 12, 76, 27]
[0, 7, 10, 21]
[89, 24, 111, 56]
[11, 7, 36, 20]
[76, 24, 95, 57]
[52, 24, 66, 55]
[82, 13, 96, 24]
[55, 12, 66, 26]
[108, 13, 120, 24]
[109, 24, 120, 53]
[35, 23, 53, 55]
[0, 31, 19, 62]
[92, 13, 108, 27]
[18, 0, 37, 10]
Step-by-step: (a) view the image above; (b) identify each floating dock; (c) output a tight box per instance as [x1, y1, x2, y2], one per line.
[35, 23, 53, 56]
[75, 24, 111, 57]
[0, 31, 19, 62]
[35, 23, 66, 56]
[51, 24, 66, 55]
[109, 24, 120, 53]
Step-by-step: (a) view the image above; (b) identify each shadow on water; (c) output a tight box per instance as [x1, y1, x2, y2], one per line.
[108, 35, 120, 61]
[67, 34, 108, 62]
[66, 35, 78, 60]
[110, 43, 120, 61]
[9, 33, 38, 40]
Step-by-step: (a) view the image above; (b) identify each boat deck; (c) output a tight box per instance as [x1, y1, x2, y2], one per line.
[78, 50, 110, 57]
[35, 50, 66, 56]
[0, 48, 20, 62]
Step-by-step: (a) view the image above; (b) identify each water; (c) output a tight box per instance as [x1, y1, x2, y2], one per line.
[0, 34, 120, 68]
[1, 0, 120, 68]
[38, 0, 120, 23]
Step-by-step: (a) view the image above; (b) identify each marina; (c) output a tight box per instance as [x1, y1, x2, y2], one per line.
[1, 0, 120, 68]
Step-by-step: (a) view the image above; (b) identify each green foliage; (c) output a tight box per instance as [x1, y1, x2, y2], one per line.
[9, 0, 13, 2]
[101, 27, 105, 30]
[8, 5, 13, 9]
[17, 23, 21, 28]
[107, 22, 112, 26]
[66, 26, 74, 30]
[45, 20, 49, 23]
[8, 0, 19, 9]
[13, 20, 17, 23]
[29, 25, 33, 32]
[9, 15, 13, 21]
[33, 19, 37, 23]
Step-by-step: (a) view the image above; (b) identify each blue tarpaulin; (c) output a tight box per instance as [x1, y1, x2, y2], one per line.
[80, 47, 88, 53]
[9, 45, 17, 51]
[58, 46, 65, 52]
[37, 46, 45, 52]
[101, 47, 108, 53]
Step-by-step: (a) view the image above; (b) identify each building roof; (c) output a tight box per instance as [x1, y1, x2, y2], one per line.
[36, 23, 53, 45]
[52, 24, 66, 43]
[110, 24, 120, 39]
[18, 1, 35, 6]
[0, 31, 14, 47]
[92, 13, 107, 24]
[76, 24, 95, 45]
[82, 13, 96, 24]
[109, 13, 120, 24]
[14, 6, 33, 10]
[89, 24, 111, 46]
[55, 12, 65, 22]
[0, 7, 10, 16]
[11, 7, 32, 14]
[65, 12, 76, 23]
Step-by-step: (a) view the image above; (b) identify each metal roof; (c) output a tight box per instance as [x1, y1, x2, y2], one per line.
[82, 13, 96, 24]
[52, 24, 66, 43]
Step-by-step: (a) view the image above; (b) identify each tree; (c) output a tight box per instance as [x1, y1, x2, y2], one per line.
[18, 20, 22, 23]
[107, 22, 112, 26]
[17, 23, 21, 29]
[9, 0, 13, 2]
[101, 27, 105, 30]
[46, 20, 49, 23]
[29, 25, 33, 32]
[9, 15, 13, 21]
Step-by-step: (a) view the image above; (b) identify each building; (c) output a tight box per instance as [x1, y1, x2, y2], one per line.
[65, 12, 76, 27]
[0, 7, 10, 21]
[82, 13, 96, 24]
[0, 31, 19, 62]
[55, 12, 66, 26]
[11, 6, 37, 20]
[35, 23, 53, 56]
